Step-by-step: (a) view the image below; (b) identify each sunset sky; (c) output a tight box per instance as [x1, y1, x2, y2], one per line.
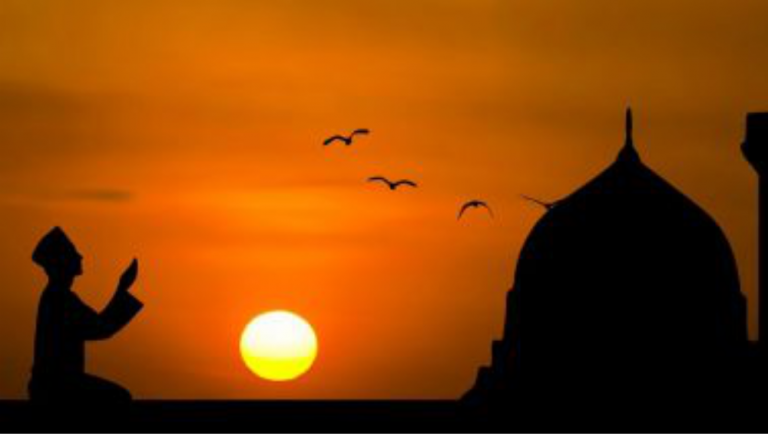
[1, 0, 767, 399]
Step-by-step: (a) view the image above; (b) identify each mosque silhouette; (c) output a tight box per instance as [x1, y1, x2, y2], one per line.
[463, 110, 768, 414]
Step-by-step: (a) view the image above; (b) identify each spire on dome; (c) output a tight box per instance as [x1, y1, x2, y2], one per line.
[618, 107, 640, 162]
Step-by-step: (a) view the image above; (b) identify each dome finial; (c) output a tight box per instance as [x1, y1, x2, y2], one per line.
[618, 107, 640, 162]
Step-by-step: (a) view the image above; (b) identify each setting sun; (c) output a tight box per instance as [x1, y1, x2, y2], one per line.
[240, 311, 318, 382]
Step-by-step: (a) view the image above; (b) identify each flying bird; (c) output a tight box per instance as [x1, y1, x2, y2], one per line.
[458, 200, 494, 220]
[367, 177, 418, 191]
[323, 129, 370, 146]
[521, 194, 558, 211]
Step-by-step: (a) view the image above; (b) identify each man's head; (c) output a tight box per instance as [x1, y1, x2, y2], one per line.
[32, 227, 83, 280]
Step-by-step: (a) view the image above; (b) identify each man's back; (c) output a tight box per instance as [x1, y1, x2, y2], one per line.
[32, 286, 88, 377]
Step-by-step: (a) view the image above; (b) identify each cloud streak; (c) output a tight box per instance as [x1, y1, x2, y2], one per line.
[61, 189, 133, 203]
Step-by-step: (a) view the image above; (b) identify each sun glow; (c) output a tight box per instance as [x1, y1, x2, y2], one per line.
[240, 310, 318, 382]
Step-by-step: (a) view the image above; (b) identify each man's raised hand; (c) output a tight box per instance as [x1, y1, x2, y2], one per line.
[118, 258, 139, 293]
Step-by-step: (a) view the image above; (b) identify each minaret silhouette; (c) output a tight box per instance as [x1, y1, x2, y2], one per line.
[742, 112, 768, 344]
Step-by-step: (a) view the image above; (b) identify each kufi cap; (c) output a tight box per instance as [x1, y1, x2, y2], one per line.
[32, 227, 76, 269]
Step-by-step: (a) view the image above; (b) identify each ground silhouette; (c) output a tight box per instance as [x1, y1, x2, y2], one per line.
[28, 227, 143, 403]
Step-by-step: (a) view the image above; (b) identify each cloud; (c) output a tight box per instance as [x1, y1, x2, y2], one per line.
[61, 189, 133, 203]
[0, 188, 133, 208]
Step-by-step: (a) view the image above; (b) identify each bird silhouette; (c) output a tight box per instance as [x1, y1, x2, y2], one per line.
[458, 200, 494, 220]
[367, 177, 418, 191]
[521, 194, 558, 211]
[323, 129, 370, 146]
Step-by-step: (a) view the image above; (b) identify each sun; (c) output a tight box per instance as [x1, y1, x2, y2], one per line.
[240, 310, 318, 382]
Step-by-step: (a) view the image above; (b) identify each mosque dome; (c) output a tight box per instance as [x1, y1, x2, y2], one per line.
[466, 110, 748, 401]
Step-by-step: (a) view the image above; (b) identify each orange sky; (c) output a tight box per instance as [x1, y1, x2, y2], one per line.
[1, 0, 767, 399]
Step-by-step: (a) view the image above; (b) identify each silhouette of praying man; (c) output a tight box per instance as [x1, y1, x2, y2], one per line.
[28, 227, 143, 403]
